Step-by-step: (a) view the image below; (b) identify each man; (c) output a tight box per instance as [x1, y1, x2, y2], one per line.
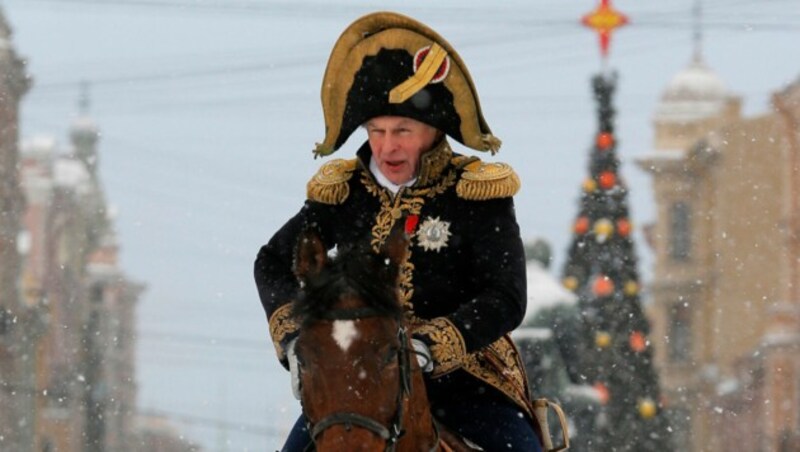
[255, 11, 543, 451]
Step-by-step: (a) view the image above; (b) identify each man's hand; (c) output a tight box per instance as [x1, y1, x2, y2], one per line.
[411, 338, 434, 373]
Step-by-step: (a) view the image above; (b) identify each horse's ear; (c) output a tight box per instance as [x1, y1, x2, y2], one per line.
[294, 229, 327, 282]
[382, 218, 410, 270]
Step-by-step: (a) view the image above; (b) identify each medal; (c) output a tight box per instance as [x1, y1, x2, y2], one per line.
[416, 216, 451, 252]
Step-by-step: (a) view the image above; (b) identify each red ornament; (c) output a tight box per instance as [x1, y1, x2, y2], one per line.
[404, 215, 419, 234]
[598, 171, 616, 190]
[594, 382, 610, 405]
[597, 132, 614, 150]
[581, 0, 629, 58]
[574, 216, 590, 235]
[616, 218, 631, 237]
[630, 331, 647, 352]
[593, 275, 614, 297]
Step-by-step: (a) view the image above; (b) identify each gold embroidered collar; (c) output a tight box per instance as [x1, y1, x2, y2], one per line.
[415, 138, 453, 186]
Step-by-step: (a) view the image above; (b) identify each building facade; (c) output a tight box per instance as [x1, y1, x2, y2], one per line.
[0, 6, 145, 450]
[638, 54, 800, 451]
[17, 114, 145, 451]
[0, 8, 36, 451]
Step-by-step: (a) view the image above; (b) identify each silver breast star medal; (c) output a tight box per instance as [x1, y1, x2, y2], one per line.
[416, 216, 451, 252]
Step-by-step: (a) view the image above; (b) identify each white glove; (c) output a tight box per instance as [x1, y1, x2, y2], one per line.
[286, 338, 301, 399]
[411, 338, 434, 373]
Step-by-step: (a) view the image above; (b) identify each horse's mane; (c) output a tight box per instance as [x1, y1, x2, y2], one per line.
[293, 242, 404, 325]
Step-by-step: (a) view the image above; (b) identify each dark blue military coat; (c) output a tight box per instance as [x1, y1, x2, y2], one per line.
[255, 138, 534, 419]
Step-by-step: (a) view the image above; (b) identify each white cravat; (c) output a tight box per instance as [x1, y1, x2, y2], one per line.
[369, 157, 417, 195]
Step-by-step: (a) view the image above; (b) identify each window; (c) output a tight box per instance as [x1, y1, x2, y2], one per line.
[90, 284, 104, 304]
[0, 308, 10, 335]
[668, 302, 691, 363]
[669, 202, 691, 261]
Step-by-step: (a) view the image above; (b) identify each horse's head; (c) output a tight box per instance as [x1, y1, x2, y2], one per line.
[292, 224, 430, 451]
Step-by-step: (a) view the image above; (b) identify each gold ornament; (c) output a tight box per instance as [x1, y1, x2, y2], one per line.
[593, 218, 614, 241]
[583, 178, 597, 193]
[624, 280, 639, 296]
[563, 276, 579, 292]
[638, 398, 657, 419]
[595, 331, 612, 349]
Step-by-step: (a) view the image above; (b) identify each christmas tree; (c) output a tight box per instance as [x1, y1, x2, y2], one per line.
[560, 72, 673, 451]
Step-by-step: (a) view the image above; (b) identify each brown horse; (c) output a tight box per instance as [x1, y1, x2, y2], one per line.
[291, 226, 472, 451]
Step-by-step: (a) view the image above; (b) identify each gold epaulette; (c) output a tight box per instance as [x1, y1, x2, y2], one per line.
[456, 159, 521, 200]
[306, 158, 358, 205]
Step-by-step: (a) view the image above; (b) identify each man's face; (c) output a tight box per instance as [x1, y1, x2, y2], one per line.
[366, 116, 440, 185]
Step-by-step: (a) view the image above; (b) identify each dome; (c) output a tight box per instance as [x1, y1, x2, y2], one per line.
[655, 57, 728, 122]
[70, 115, 100, 147]
[663, 58, 727, 102]
[71, 115, 99, 135]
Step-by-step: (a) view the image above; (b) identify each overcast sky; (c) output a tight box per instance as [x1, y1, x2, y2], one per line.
[2, 0, 798, 450]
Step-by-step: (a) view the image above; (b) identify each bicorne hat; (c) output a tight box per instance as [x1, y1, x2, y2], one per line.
[314, 11, 500, 157]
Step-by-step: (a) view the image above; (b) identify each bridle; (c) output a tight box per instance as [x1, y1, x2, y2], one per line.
[300, 307, 438, 452]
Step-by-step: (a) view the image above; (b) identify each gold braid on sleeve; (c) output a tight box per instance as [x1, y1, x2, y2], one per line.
[268, 303, 298, 361]
[414, 317, 467, 377]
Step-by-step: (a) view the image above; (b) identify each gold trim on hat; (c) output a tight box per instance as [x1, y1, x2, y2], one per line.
[317, 12, 498, 155]
[388, 43, 448, 104]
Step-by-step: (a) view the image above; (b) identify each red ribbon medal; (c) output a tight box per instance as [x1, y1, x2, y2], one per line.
[404, 214, 419, 235]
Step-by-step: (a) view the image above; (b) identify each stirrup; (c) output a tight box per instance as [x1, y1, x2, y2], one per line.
[533, 398, 570, 452]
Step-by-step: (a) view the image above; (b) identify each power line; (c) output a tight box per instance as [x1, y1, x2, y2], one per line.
[138, 329, 267, 351]
[633, 19, 800, 31]
[25, 22, 798, 99]
[31, 55, 323, 92]
[140, 408, 287, 438]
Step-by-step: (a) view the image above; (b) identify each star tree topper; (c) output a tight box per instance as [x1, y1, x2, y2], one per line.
[581, 0, 629, 58]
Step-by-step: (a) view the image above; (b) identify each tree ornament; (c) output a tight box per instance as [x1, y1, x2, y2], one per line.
[595, 331, 612, 348]
[598, 171, 616, 190]
[593, 274, 615, 296]
[616, 218, 631, 236]
[623, 280, 639, 296]
[563, 276, 579, 292]
[593, 218, 614, 241]
[638, 398, 657, 419]
[597, 132, 614, 150]
[629, 331, 647, 352]
[583, 178, 597, 193]
[581, 0, 629, 58]
[594, 382, 611, 405]
[574, 216, 590, 235]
